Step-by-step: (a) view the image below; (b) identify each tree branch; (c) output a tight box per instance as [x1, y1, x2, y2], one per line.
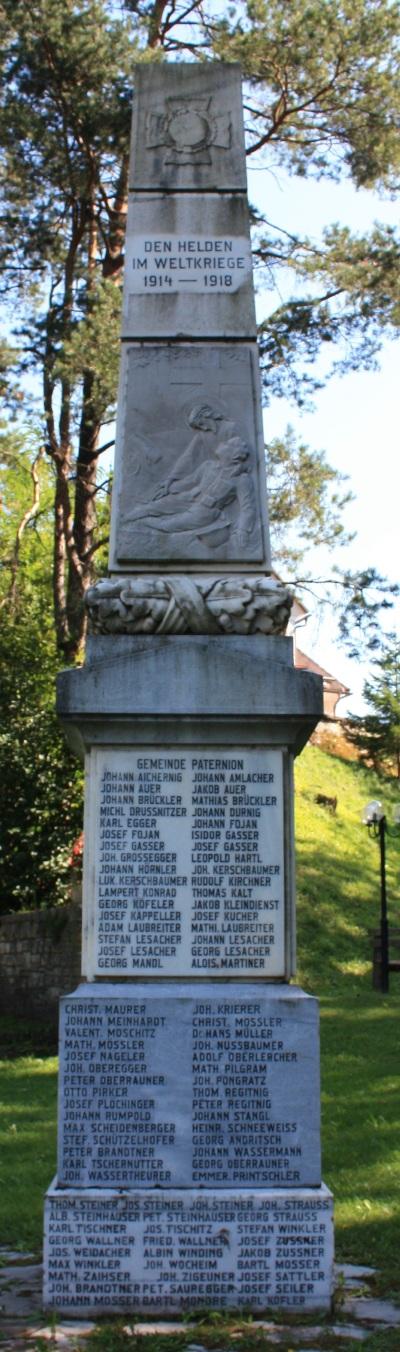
[2, 447, 45, 611]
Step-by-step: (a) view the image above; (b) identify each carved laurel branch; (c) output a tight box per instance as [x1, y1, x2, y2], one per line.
[85, 576, 292, 637]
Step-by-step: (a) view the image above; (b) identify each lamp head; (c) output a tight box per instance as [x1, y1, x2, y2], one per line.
[362, 800, 384, 827]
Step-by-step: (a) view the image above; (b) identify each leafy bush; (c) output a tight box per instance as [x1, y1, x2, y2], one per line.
[0, 612, 83, 913]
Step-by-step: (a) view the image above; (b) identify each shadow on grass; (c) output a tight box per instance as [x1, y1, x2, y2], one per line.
[333, 1209, 400, 1291]
[0, 1014, 58, 1059]
[318, 998, 400, 1282]
[0, 1031, 57, 1249]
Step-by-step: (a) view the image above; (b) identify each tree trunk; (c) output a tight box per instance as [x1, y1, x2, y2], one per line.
[66, 369, 100, 658]
[53, 460, 73, 655]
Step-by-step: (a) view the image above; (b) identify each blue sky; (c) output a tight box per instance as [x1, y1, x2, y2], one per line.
[247, 162, 400, 714]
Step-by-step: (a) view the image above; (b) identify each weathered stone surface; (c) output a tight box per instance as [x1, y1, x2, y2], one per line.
[343, 1298, 400, 1325]
[45, 59, 332, 1328]
[85, 575, 292, 637]
[0, 1260, 43, 1320]
[109, 345, 270, 572]
[57, 983, 321, 1189]
[44, 1183, 334, 1314]
[122, 194, 255, 338]
[81, 746, 287, 979]
[57, 636, 324, 762]
[0, 905, 81, 1024]
[336, 1264, 376, 1279]
[129, 64, 247, 192]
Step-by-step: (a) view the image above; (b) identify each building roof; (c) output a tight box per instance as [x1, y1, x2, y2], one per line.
[294, 646, 349, 693]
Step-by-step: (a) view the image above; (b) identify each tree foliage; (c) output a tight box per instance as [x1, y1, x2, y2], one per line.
[0, 0, 399, 912]
[256, 222, 400, 403]
[266, 430, 398, 654]
[267, 425, 354, 568]
[0, 610, 83, 913]
[345, 637, 400, 778]
[0, 426, 53, 609]
[0, 0, 132, 656]
[0, 0, 399, 657]
[0, 430, 83, 913]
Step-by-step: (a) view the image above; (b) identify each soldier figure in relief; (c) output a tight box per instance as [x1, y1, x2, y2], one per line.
[124, 402, 258, 548]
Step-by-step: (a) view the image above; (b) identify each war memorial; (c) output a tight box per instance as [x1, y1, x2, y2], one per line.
[43, 63, 334, 1315]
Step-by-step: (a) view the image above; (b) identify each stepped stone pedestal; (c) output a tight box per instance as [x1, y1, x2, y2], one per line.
[43, 62, 334, 1316]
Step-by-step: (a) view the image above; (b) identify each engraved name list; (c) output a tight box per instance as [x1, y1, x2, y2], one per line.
[83, 748, 285, 979]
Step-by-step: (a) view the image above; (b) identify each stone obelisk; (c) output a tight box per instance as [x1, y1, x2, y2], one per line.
[44, 64, 334, 1316]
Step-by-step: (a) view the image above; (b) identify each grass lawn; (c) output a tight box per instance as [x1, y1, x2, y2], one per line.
[81, 1323, 400, 1352]
[296, 745, 400, 1293]
[0, 744, 399, 1312]
[0, 1021, 57, 1252]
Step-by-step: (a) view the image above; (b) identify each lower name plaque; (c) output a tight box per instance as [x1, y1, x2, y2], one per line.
[83, 747, 287, 978]
[44, 1185, 334, 1315]
[58, 983, 320, 1189]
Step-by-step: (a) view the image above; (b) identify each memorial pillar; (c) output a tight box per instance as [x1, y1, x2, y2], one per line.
[44, 63, 334, 1316]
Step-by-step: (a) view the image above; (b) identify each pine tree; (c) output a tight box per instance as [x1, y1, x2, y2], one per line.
[345, 638, 400, 777]
[0, 0, 398, 655]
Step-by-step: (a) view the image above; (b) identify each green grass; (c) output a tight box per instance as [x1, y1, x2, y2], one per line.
[64, 1324, 400, 1352]
[295, 744, 400, 995]
[295, 745, 400, 1289]
[0, 744, 399, 1296]
[0, 1048, 57, 1252]
[79, 1326, 400, 1352]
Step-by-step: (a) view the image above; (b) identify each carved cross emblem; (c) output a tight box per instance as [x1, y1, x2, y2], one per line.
[146, 96, 231, 165]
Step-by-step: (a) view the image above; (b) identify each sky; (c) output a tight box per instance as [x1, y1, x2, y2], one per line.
[99, 151, 398, 715]
[246, 161, 400, 715]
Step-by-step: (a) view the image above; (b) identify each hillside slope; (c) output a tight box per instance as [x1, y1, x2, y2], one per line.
[294, 744, 400, 1278]
[295, 743, 400, 994]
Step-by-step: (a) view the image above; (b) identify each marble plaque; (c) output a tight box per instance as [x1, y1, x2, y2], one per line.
[82, 747, 285, 979]
[57, 983, 320, 1189]
[44, 1184, 334, 1314]
[129, 64, 247, 192]
[108, 345, 270, 571]
[122, 194, 255, 338]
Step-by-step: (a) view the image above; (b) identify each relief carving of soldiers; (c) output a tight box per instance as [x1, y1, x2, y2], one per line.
[124, 402, 258, 550]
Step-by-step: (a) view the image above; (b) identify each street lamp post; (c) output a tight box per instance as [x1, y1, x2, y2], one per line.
[362, 801, 389, 993]
[377, 814, 389, 994]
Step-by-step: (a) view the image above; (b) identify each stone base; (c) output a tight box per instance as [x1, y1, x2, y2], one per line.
[44, 1183, 333, 1315]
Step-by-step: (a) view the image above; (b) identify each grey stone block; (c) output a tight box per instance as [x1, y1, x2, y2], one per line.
[108, 344, 270, 572]
[57, 635, 323, 759]
[57, 983, 321, 1189]
[44, 1182, 334, 1315]
[343, 1298, 400, 1325]
[81, 744, 288, 980]
[129, 64, 247, 192]
[122, 193, 256, 338]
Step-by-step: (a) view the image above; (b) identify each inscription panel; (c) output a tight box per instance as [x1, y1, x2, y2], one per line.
[58, 984, 321, 1189]
[83, 747, 285, 978]
[109, 345, 270, 571]
[122, 194, 255, 337]
[44, 1185, 334, 1314]
[126, 234, 251, 294]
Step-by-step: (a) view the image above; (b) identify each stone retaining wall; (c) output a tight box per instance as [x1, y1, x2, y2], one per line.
[0, 903, 82, 1024]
